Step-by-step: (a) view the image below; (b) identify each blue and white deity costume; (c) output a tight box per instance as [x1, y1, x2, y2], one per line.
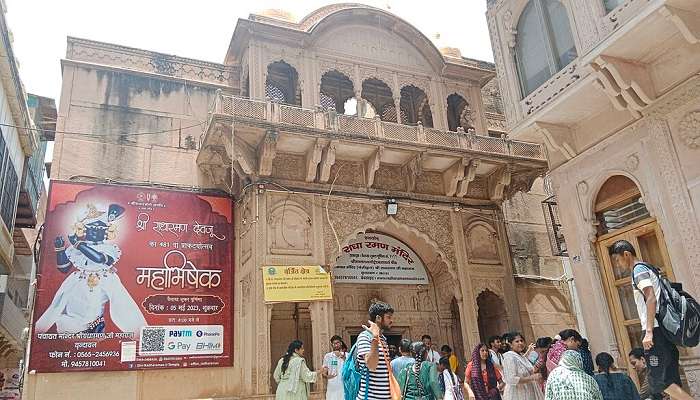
[35, 203, 147, 339]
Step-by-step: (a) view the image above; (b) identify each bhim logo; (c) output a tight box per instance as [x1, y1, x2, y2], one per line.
[169, 330, 192, 337]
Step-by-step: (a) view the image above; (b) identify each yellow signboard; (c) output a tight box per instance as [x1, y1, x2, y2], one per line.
[262, 266, 333, 303]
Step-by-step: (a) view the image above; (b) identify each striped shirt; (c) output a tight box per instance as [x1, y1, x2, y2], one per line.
[356, 330, 391, 400]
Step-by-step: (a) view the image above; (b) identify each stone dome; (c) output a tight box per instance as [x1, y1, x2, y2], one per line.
[258, 9, 296, 22]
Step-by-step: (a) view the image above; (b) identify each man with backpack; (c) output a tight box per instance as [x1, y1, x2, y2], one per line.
[609, 240, 693, 400]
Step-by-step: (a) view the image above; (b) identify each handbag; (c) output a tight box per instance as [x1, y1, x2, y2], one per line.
[380, 341, 402, 400]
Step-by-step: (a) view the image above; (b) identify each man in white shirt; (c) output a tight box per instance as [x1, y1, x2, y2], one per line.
[323, 335, 347, 400]
[322, 335, 346, 400]
[487, 335, 504, 371]
[610, 240, 692, 400]
[421, 334, 441, 364]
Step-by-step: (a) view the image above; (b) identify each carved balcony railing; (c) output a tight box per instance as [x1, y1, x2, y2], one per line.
[208, 92, 546, 161]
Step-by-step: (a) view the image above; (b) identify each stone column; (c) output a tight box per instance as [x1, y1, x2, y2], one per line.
[354, 90, 364, 118]
[394, 97, 402, 124]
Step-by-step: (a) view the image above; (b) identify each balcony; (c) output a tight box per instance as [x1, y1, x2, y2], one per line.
[206, 92, 546, 161]
[14, 140, 46, 229]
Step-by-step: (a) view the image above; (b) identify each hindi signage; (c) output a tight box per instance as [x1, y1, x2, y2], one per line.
[263, 266, 333, 302]
[29, 181, 233, 372]
[333, 233, 429, 284]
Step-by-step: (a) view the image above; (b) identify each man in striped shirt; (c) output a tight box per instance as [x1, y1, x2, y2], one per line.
[357, 301, 394, 400]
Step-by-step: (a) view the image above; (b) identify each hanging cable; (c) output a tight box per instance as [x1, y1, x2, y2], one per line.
[0, 120, 206, 137]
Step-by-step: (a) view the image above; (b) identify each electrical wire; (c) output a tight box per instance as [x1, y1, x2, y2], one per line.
[0, 120, 207, 137]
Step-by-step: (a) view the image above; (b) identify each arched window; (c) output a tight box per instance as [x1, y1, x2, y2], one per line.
[265, 61, 301, 105]
[603, 0, 624, 13]
[515, 0, 578, 97]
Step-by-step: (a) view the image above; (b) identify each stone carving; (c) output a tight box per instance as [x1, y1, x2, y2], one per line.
[625, 154, 640, 171]
[318, 60, 357, 89]
[466, 222, 500, 264]
[268, 201, 313, 255]
[472, 277, 505, 299]
[67, 38, 233, 85]
[678, 111, 700, 149]
[241, 273, 252, 316]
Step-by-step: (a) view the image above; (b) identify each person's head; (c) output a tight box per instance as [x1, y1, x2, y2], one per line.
[595, 352, 615, 374]
[559, 329, 583, 350]
[330, 335, 343, 351]
[509, 332, 527, 353]
[609, 240, 638, 272]
[487, 335, 502, 350]
[421, 335, 432, 347]
[535, 337, 553, 356]
[628, 348, 647, 372]
[438, 356, 451, 373]
[389, 344, 398, 358]
[478, 344, 489, 361]
[440, 344, 452, 357]
[369, 301, 394, 330]
[282, 340, 304, 373]
[399, 338, 412, 356]
[411, 341, 427, 362]
[560, 350, 584, 371]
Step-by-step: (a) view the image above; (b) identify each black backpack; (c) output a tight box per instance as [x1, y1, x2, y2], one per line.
[632, 262, 700, 347]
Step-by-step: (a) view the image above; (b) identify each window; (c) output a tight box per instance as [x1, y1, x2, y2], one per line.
[0, 131, 19, 232]
[515, 0, 578, 97]
[603, 0, 624, 14]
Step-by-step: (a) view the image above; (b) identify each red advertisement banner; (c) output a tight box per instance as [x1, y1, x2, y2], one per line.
[29, 181, 233, 372]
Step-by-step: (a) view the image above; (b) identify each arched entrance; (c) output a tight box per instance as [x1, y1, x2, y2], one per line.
[269, 302, 314, 392]
[332, 219, 465, 364]
[593, 175, 675, 381]
[476, 289, 508, 344]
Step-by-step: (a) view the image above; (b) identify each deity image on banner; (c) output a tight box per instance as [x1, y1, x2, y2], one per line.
[35, 202, 148, 339]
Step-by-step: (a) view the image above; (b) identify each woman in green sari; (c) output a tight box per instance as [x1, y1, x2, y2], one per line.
[397, 341, 444, 400]
[273, 340, 328, 400]
[545, 350, 603, 400]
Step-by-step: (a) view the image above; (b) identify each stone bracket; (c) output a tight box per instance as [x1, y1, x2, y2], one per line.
[534, 122, 577, 160]
[257, 129, 278, 176]
[488, 165, 512, 202]
[443, 158, 467, 197]
[366, 146, 383, 188]
[403, 152, 423, 192]
[318, 141, 337, 183]
[660, 6, 700, 45]
[305, 139, 323, 182]
[591, 55, 655, 116]
[220, 128, 255, 177]
[456, 159, 480, 198]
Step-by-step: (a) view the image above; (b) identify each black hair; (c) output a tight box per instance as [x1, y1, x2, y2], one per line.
[282, 340, 303, 374]
[399, 338, 412, 353]
[595, 352, 615, 389]
[559, 329, 583, 342]
[411, 341, 427, 361]
[438, 356, 455, 389]
[609, 240, 637, 257]
[535, 337, 553, 349]
[487, 335, 501, 346]
[629, 347, 645, 359]
[330, 335, 342, 343]
[509, 332, 525, 342]
[441, 345, 452, 353]
[369, 301, 394, 322]
[421, 334, 432, 341]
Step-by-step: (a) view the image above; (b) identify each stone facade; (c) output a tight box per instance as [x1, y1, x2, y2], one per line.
[487, 0, 700, 394]
[26, 5, 577, 399]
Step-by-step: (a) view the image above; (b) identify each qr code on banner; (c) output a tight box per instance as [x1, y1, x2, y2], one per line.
[140, 327, 166, 353]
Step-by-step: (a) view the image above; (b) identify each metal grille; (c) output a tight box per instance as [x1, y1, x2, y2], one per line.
[338, 115, 376, 137]
[542, 196, 568, 256]
[233, 97, 266, 120]
[510, 140, 545, 159]
[471, 135, 507, 154]
[381, 122, 418, 142]
[598, 195, 650, 234]
[425, 128, 459, 148]
[279, 104, 315, 127]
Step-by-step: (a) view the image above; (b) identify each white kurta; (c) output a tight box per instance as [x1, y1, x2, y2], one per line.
[502, 351, 544, 400]
[35, 242, 147, 338]
[323, 351, 347, 400]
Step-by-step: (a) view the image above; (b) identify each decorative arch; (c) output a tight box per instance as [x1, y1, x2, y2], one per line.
[335, 216, 458, 282]
[465, 221, 500, 264]
[362, 78, 394, 121]
[320, 69, 355, 113]
[267, 200, 313, 255]
[302, 4, 446, 73]
[400, 85, 433, 127]
[266, 60, 301, 105]
[447, 93, 473, 132]
[476, 289, 508, 343]
[587, 171, 650, 222]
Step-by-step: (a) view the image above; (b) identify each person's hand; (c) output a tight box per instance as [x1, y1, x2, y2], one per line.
[362, 320, 380, 338]
[526, 343, 535, 354]
[319, 366, 329, 377]
[531, 372, 542, 383]
[68, 234, 79, 245]
[54, 236, 65, 249]
[643, 330, 654, 351]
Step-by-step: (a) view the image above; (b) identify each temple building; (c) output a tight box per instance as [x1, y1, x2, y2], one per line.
[487, 0, 700, 394]
[28, 4, 576, 399]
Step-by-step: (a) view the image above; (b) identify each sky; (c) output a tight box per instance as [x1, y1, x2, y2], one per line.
[7, 0, 494, 102]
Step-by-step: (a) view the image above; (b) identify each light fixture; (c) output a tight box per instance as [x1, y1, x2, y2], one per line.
[386, 199, 398, 215]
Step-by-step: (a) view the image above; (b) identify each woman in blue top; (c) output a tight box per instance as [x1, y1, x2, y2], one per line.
[593, 352, 640, 400]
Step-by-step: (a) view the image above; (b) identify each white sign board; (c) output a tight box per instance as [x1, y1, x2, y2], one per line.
[333, 233, 429, 285]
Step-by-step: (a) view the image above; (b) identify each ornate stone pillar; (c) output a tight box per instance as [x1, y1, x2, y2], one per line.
[309, 301, 333, 394]
[394, 97, 402, 124]
[354, 89, 364, 118]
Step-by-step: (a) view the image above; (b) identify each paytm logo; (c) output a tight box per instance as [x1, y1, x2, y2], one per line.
[168, 329, 192, 337]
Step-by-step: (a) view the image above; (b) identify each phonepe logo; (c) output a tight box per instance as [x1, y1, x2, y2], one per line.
[169, 329, 192, 337]
[196, 330, 221, 337]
